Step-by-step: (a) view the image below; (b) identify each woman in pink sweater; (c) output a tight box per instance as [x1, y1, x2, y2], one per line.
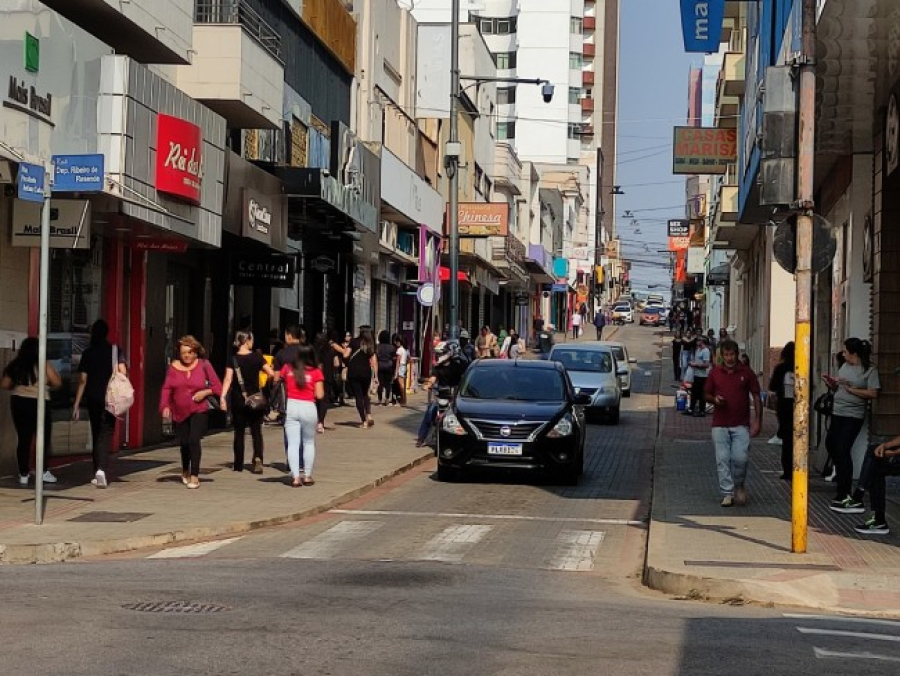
[159, 335, 222, 489]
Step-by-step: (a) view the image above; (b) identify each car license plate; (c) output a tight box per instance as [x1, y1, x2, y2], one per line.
[488, 443, 522, 456]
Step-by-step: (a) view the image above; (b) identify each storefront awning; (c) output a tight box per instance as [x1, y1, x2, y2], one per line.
[439, 266, 469, 283]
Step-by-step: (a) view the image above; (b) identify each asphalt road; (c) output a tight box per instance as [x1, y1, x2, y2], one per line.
[2, 325, 899, 674]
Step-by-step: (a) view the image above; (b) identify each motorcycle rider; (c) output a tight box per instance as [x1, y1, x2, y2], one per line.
[415, 341, 468, 447]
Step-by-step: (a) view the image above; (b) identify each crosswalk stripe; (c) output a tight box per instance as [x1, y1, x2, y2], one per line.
[330, 508, 645, 527]
[417, 524, 493, 563]
[549, 530, 605, 571]
[814, 648, 900, 663]
[797, 627, 900, 643]
[148, 536, 243, 559]
[280, 520, 384, 559]
[784, 613, 900, 628]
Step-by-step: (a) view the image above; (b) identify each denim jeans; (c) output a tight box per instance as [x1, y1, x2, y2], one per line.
[284, 399, 318, 478]
[711, 425, 751, 497]
[417, 401, 438, 442]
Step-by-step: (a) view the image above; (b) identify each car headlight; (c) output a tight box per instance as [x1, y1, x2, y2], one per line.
[441, 412, 466, 435]
[547, 414, 574, 438]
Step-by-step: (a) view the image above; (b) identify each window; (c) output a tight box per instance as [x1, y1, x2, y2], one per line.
[569, 51, 583, 69]
[568, 87, 582, 104]
[494, 51, 517, 69]
[474, 16, 517, 34]
[480, 19, 494, 34]
[570, 17, 583, 34]
[497, 121, 516, 140]
[497, 86, 517, 104]
[567, 157, 580, 165]
[567, 123, 582, 140]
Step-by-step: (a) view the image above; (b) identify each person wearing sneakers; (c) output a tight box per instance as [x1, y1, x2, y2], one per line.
[1, 337, 62, 486]
[281, 344, 325, 487]
[687, 335, 712, 417]
[825, 338, 880, 513]
[704, 339, 762, 507]
[72, 319, 128, 488]
[835, 437, 900, 535]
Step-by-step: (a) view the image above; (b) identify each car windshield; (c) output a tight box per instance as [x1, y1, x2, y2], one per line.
[614, 305, 630, 311]
[643, 308, 660, 314]
[459, 367, 566, 401]
[608, 346, 626, 362]
[551, 349, 613, 373]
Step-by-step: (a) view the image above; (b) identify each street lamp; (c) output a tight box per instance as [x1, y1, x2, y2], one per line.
[446, 0, 553, 339]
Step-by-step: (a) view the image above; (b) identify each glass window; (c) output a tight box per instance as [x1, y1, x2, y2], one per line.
[569, 51, 582, 69]
[480, 19, 494, 34]
[570, 17, 583, 34]
[568, 87, 582, 104]
[460, 367, 565, 401]
[497, 19, 511, 33]
[497, 121, 516, 140]
[497, 86, 517, 104]
[567, 123, 581, 140]
[494, 52, 517, 69]
[551, 349, 612, 373]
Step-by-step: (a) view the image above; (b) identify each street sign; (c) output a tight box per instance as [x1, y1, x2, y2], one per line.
[773, 214, 836, 274]
[416, 283, 436, 307]
[17, 162, 44, 202]
[52, 154, 104, 192]
[551, 283, 568, 293]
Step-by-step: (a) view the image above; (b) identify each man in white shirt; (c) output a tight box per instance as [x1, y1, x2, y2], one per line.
[571, 311, 583, 339]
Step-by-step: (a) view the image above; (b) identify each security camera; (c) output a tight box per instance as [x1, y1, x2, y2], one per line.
[541, 82, 555, 103]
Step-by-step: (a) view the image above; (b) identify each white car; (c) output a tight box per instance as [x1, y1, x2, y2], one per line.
[598, 341, 636, 397]
[612, 304, 633, 324]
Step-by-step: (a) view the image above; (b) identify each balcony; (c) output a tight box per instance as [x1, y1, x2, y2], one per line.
[493, 143, 522, 195]
[40, 0, 194, 64]
[583, 70, 595, 85]
[580, 97, 595, 113]
[721, 52, 746, 98]
[584, 16, 596, 30]
[491, 232, 529, 281]
[583, 43, 596, 58]
[176, 1, 285, 129]
[719, 185, 738, 222]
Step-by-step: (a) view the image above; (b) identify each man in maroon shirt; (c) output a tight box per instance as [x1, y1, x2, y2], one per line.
[704, 339, 762, 507]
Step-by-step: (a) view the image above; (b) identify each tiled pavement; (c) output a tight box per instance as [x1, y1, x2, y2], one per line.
[647, 344, 900, 616]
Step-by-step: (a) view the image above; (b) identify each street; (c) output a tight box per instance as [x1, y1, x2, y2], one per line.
[2, 326, 900, 674]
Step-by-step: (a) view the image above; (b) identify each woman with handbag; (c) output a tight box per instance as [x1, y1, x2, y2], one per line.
[281, 343, 325, 486]
[159, 335, 222, 489]
[337, 328, 377, 428]
[220, 331, 276, 474]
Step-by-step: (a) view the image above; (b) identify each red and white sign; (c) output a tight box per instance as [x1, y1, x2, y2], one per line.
[155, 114, 203, 204]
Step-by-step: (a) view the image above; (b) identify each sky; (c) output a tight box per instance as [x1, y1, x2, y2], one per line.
[614, 1, 702, 300]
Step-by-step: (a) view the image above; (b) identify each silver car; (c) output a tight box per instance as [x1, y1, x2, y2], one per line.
[549, 343, 622, 423]
[597, 341, 636, 397]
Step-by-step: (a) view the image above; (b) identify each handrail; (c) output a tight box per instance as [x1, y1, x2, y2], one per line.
[195, 1, 283, 62]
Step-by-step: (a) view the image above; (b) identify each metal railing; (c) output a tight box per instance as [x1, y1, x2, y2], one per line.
[195, 1, 283, 62]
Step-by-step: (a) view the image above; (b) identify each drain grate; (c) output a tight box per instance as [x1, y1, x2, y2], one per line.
[69, 511, 151, 523]
[122, 601, 231, 614]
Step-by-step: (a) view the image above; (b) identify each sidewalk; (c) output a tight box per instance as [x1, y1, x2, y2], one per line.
[0, 396, 432, 564]
[646, 347, 900, 617]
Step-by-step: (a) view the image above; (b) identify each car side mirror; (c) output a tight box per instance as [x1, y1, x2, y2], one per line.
[628, 358, 638, 364]
[574, 393, 591, 405]
[617, 367, 628, 376]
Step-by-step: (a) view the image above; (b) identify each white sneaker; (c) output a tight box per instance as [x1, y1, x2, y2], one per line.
[42, 470, 58, 484]
[92, 470, 107, 489]
[18, 474, 29, 486]
[767, 435, 782, 445]
[825, 468, 837, 482]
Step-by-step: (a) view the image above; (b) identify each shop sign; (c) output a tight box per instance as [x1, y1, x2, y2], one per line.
[5, 75, 53, 124]
[668, 236, 690, 251]
[673, 126, 736, 174]
[309, 254, 338, 274]
[134, 239, 188, 253]
[242, 189, 273, 246]
[17, 162, 44, 202]
[679, 0, 726, 53]
[52, 154, 104, 192]
[686, 246, 705, 275]
[514, 292, 530, 307]
[551, 283, 568, 293]
[667, 219, 690, 237]
[380, 148, 443, 233]
[12, 199, 90, 249]
[155, 113, 203, 204]
[447, 202, 509, 237]
[232, 253, 295, 288]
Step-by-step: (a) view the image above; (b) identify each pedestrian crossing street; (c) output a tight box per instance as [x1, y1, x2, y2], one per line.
[787, 614, 900, 664]
[144, 509, 635, 573]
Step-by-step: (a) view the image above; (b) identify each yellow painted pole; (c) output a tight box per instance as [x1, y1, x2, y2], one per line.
[792, 0, 817, 554]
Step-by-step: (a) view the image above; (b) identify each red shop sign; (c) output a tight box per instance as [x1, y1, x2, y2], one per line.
[155, 113, 203, 204]
[134, 239, 189, 253]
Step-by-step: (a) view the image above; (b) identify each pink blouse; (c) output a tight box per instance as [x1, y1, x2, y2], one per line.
[159, 359, 223, 423]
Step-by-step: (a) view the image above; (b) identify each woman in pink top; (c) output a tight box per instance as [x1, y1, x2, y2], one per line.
[159, 335, 222, 489]
[279, 343, 325, 487]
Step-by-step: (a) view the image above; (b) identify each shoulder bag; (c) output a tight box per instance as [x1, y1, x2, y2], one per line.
[105, 345, 135, 417]
[233, 356, 268, 412]
[202, 360, 221, 410]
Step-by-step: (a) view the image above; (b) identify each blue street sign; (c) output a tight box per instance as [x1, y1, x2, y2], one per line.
[551, 283, 568, 293]
[53, 154, 104, 192]
[17, 162, 45, 203]
[680, 0, 726, 53]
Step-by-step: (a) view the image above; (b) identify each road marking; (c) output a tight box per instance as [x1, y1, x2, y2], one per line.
[148, 536, 243, 559]
[784, 613, 900, 628]
[549, 530, 605, 571]
[814, 648, 900, 663]
[280, 521, 384, 559]
[797, 627, 900, 643]
[417, 524, 493, 563]
[330, 509, 645, 527]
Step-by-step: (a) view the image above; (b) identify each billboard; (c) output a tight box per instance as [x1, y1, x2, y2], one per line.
[447, 202, 509, 237]
[673, 126, 737, 174]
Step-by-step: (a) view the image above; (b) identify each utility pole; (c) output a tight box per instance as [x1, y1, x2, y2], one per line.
[447, 0, 461, 340]
[792, 0, 816, 553]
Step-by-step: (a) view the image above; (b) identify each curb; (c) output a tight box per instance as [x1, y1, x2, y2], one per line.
[0, 451, 434, 565]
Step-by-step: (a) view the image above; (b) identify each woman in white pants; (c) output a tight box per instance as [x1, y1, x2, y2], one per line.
[279, 344, 325, 487]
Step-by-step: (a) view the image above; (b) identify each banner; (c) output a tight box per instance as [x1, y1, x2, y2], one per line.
[680, 0, 726, 53]
[673, 126, 737, 174]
